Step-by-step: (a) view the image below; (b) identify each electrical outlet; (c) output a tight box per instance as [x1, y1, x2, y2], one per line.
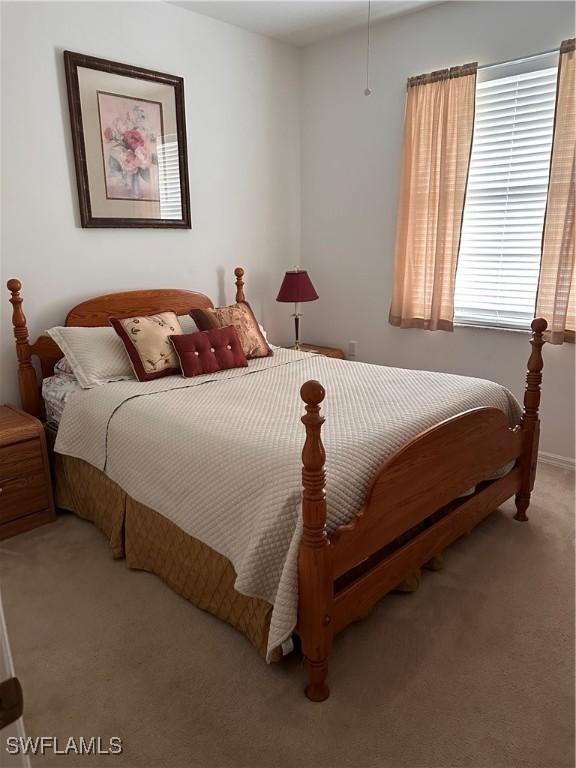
[348, 340, 357, 358]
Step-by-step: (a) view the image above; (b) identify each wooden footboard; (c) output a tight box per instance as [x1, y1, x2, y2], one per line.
[297, 318, 547, 701]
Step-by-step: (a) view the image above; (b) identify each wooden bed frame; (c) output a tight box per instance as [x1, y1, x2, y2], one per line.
[7, 268, 547, 702]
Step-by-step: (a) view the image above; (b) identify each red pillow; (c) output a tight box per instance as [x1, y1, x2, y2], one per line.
[170, 326, 248, 377]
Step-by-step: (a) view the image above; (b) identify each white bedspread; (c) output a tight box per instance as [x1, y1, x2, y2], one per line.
[55, 348, 522, 658]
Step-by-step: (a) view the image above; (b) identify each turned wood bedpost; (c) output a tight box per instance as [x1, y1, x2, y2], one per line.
[299, 380, 333, 702]
[515, 317, 547, 522]
[234, 267, 246, 303]
[6, 279, 42, 419]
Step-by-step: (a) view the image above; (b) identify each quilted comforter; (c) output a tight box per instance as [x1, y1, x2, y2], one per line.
[55, 348, 522, 658]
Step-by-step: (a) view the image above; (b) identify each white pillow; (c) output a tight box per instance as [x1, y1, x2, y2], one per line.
[177, 315, 199, 334]
[46, 326, 134, 388]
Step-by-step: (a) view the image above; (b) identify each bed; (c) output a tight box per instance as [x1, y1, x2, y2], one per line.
[6, 269, 547, 701]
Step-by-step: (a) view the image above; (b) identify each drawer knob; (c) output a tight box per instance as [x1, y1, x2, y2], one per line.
[1, 478, 28, 492]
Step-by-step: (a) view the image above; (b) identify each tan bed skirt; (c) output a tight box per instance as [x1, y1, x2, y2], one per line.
[54, 454, 279, 660]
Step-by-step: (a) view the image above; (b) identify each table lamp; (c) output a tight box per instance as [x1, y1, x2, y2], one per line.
[276, 267, 319, 350]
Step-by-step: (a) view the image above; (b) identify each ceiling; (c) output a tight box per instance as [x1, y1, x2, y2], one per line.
[171, 1, 443, 48]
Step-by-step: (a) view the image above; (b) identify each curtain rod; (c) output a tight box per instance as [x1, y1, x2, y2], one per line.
[479, 47, 559, 71]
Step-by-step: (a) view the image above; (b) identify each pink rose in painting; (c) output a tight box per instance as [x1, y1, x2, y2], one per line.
[103, 126, 113, 141]
[121, 150, 139, 175]
[135, 145, 151, 168]
[113, 117, 128, 136]
[124, 129, 144, 150]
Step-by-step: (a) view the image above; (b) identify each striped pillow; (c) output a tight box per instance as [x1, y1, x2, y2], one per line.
[46, 326, 134, 389]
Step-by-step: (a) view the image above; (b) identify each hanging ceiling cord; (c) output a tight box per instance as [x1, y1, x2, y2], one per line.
[364, 0, 372, 96]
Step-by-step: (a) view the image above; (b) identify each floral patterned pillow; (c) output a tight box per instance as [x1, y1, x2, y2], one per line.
[110, 312, 183, 381]
[191, 303, 272, 359]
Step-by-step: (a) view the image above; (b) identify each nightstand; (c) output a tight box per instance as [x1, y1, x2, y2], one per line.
[296, 343, 345, 359]
[0, 405, 55, 540]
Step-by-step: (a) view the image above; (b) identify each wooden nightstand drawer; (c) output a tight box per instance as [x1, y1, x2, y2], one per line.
[0, 440, 43, 482]
[0, 405, 55, 539]
[0, 470, 50, 524]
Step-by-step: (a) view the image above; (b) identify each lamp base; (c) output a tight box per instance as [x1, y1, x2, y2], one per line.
[292, 311, 302, 351]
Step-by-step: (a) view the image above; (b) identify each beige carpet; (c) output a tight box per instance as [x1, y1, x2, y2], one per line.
[1, 463, 574, 768]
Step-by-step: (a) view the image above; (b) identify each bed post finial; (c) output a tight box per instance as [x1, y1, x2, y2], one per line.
[515, 317, 547, 522]
[522, 317, 546, 423]
[6, 279, 41, 418]
[234, 267, 245, 303]
[299, 380, 332, 702]
[7, 279, 27, 342]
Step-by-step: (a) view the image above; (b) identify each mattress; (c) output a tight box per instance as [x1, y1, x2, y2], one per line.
[54, 348, 522, 659]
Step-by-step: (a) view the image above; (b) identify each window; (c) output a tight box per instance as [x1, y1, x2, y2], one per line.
[454, 54, 559, 330]
[158, 135, 183, 220]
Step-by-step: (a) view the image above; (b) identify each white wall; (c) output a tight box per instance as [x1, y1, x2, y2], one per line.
[300, 0, 575, 461]
[0, 1, 300, 403]
[1, 1, 574, 461]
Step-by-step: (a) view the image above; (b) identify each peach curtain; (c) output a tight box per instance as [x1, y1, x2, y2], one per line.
[536, 39, 576, 344]
[389, 63, 477, 331]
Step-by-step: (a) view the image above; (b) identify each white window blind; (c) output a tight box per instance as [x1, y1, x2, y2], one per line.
[158, 136, 183, 220]
[454, 55, 559, 330]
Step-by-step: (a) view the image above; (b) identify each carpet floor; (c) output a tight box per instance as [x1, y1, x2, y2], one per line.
[1, 462, 574, 768]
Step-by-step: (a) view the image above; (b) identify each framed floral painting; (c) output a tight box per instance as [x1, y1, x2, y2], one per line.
[64, 51, 191, 228]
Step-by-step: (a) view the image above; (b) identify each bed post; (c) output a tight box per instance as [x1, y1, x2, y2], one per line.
[234, 267, 245, 303]
[6, 279, 42, 419]
[515, 317, 547, 522]
[299, 380, 333, 702]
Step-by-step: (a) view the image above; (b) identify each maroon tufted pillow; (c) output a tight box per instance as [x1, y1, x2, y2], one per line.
[169, 326, 248, 377]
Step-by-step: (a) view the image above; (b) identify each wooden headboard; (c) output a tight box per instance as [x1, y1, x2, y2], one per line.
[6, 267, 247, 420]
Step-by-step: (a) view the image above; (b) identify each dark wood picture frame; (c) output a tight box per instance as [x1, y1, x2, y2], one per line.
[64, 50, 191, 229]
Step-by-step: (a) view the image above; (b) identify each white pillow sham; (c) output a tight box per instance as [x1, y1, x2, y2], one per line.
[47, 326, 134, 389]
[177, 314, 198, 334]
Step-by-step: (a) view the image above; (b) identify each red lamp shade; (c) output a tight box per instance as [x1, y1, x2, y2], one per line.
[276, 270, 319, 303]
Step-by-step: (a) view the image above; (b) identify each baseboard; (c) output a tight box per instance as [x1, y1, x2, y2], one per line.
[538, 451, 576, 471]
